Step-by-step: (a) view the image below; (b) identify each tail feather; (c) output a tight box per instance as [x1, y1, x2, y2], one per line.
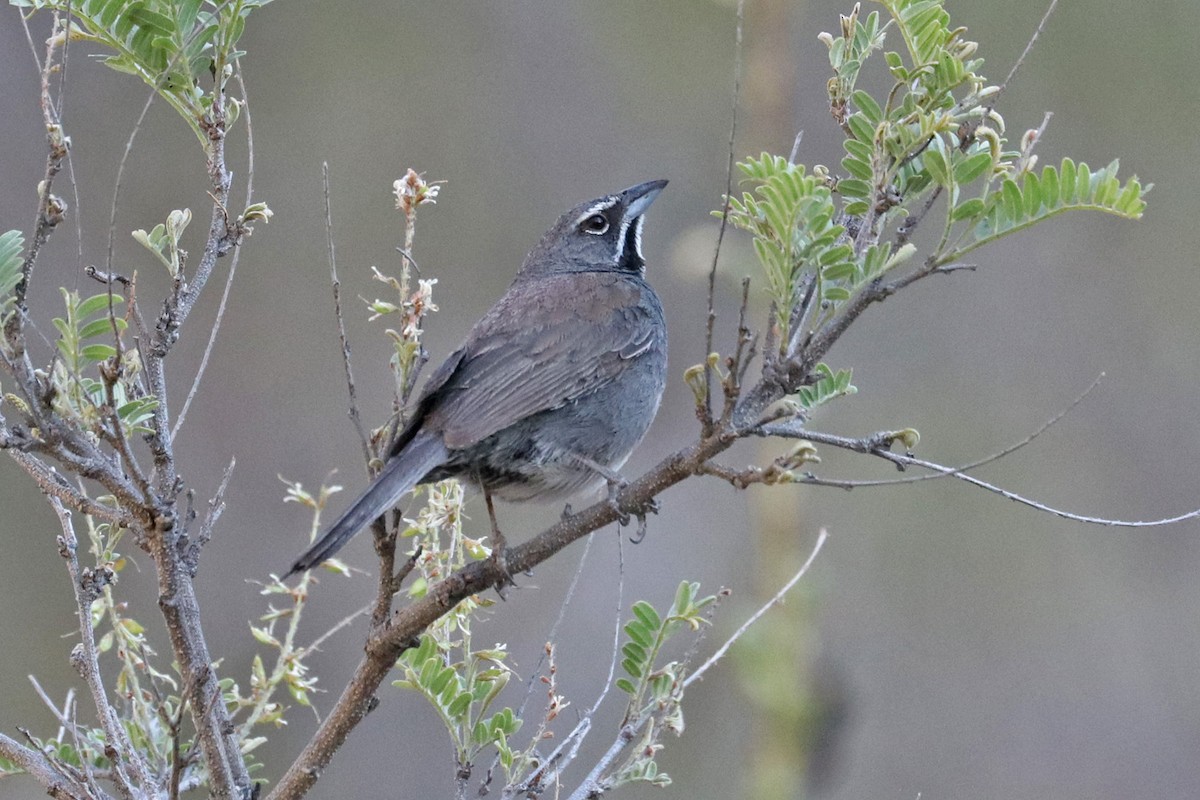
[286, 432, 448, 577]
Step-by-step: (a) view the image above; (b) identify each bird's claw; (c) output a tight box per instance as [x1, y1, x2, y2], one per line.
[628, 497, 660, 544]
[488, 543, 517, 599]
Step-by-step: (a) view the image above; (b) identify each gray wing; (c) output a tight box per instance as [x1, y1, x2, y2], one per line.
[422, 272, 662, 450]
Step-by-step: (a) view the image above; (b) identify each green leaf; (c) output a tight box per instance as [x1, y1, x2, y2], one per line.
[846, 112, 875, 144]
[0, 230, 23, 304]
[950, 197, 985, 221]
[631, 601, 661, 632]
[673, 581, 697, 615]
[844, 139, 873, 162]
[841, 155, 873, 181]
[429, 666, 456, 697]
[953, 151, 992, 184]
[957, 159, 1149, 258]
[1040, 164, 1060, 209]
[837, 178, 870, 199]
[78, 317, 127, 340]
[624, 621, 653, 649]
[76, 293, 125, 319]
[80, 344, 118, 363]
[924, 138, 951, 187]
[1060, 158, 1077, 202]
[822, 261, 857, 282]
[851, 89, 883, 124]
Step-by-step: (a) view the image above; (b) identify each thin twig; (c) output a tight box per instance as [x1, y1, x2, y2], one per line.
[794, 373, 1103, 489]
[683, 529, 827, 689]
[702, 0, 745, 436]
[50, 498, 149, 799]
[2, 448, 136, 530]
[104, 86, 159, 279]
[172, 63, 256, 439]
[323, 162, 372, 466]
[999, 0, 1060, 96]
[510, 530, 627, 797]
[297, 602, 372, 660]
[27, 674, 74, 732]
[512, 533, 595, 725]
[787, 427, 1200, 529]
[191, 457, 236, 564]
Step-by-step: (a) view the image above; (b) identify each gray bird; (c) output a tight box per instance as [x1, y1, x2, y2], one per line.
[287, 180, 669, 576]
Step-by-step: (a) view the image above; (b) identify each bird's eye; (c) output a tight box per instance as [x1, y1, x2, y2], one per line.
[581, 214, 609, 235]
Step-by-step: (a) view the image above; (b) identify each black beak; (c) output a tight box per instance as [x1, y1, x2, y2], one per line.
[620, 179, 668, 220]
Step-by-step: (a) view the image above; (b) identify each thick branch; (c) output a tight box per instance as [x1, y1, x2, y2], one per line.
[0, 731, 97, 800]
[269, 433, 735, 798]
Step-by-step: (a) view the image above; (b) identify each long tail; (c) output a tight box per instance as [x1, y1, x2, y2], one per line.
[286, 431, 448, 577]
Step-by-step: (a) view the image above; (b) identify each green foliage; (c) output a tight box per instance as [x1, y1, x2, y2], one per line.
[11, 0, 273, 142]
[394, 634, 520, 770]
[391, 481, 525, 772]
[721, 154, 858, 343]
[131, 208, 191, 277]
[722, 0, 1149, 407]
[611, 581, 718, 790]
[49, 289, 157, 436]
[963, 158, 1148, 255]
[0, 230, 23, 318]
[796, 362, 856, 411]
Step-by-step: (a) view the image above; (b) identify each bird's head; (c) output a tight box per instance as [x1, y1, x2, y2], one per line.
[520, 179, 668, 278]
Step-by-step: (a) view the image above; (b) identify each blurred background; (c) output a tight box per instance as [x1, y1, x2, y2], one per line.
[3, 0, 1200, 797]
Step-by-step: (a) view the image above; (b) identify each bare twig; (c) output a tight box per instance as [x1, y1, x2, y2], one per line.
[27, 675, 73, 733]
[50, 498, 150, 799]
[794, 374, 1104, 489]
[103, 86, 159, 281]
[268, 434, 735, 799]
[1, 448, 136, 530]
[323, 161, 372, 467]
[5, 17, 69, 345]
[0, 731, 95, 800]
[297, 602, 372, 661]
[683, 529, 827, 689]
[702, 0, 745, 436]
[784, 426, 1200, 529]
[509, 532, 627, 798]
[169, 62, 256, 442]
[191, 456, 236, 562]
[512, 532, 595, 725]
[999, 0, 1060, 97]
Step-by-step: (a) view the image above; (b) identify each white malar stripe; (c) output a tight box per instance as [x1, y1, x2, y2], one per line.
[614, 217, 631, 265]
[631, 216, 645, 263]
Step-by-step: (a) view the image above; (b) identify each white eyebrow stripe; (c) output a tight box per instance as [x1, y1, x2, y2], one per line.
[572, 197, 618, 230]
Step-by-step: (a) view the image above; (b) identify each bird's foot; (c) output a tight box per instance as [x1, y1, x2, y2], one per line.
[604, 476, 632, 526]
[628, 497, 660, 544]
[483, 490, 516, 598]
[487, 541, 517, 599]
